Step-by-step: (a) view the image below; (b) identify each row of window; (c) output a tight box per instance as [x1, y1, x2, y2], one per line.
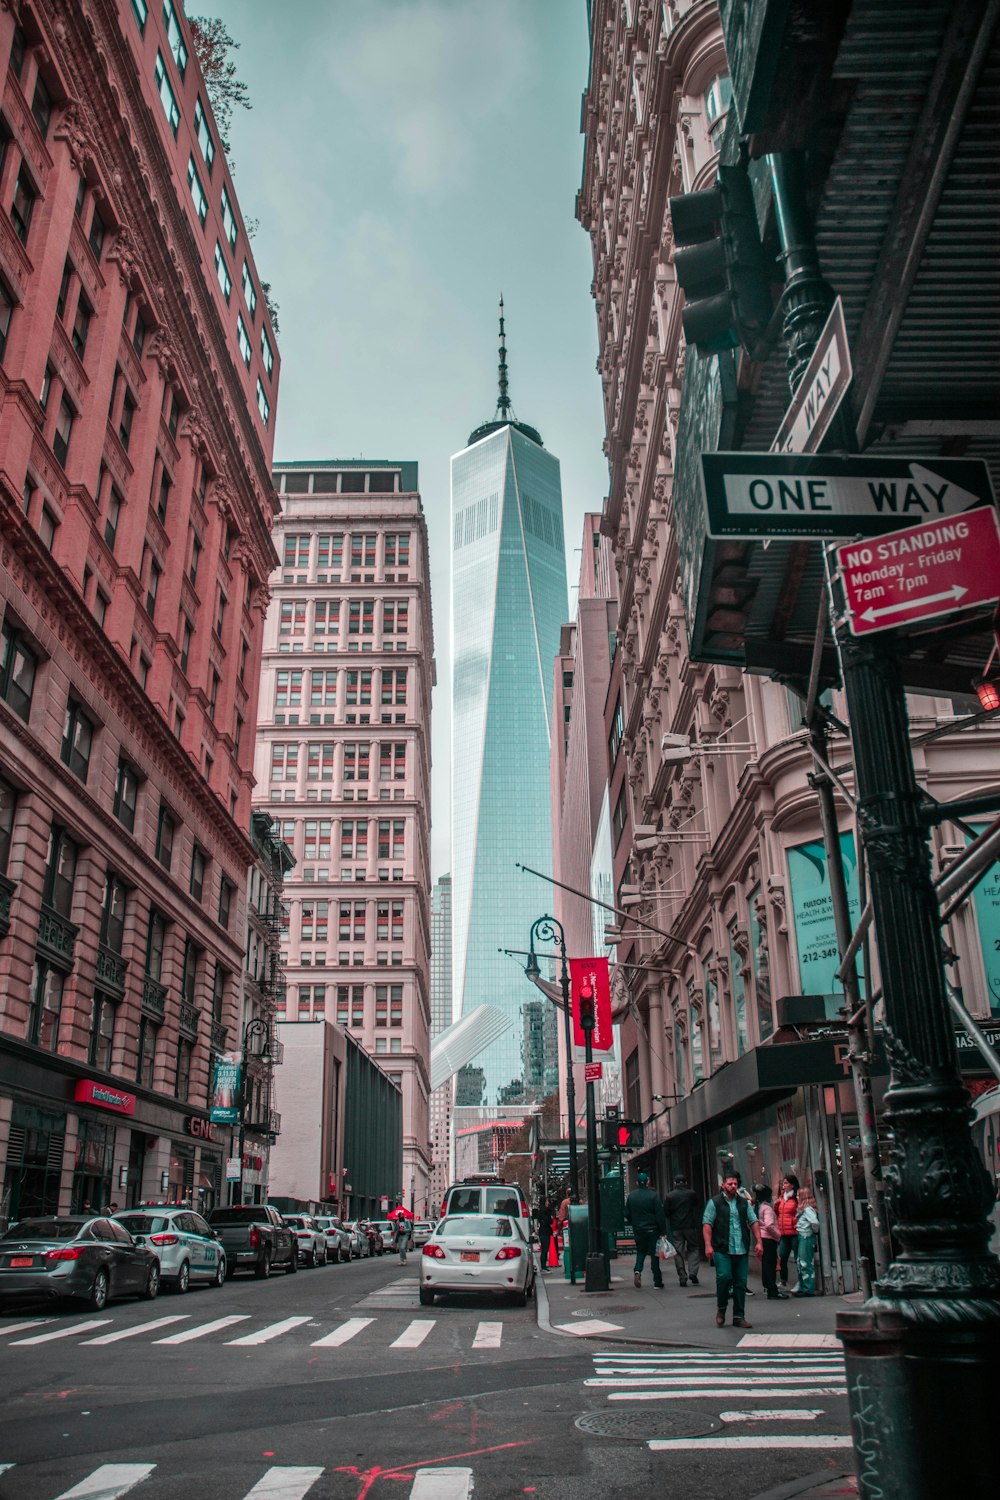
[278, 598, 409, 638]
[273, 667, 408, 710]
[270, 817, 406, 863]
[269, 740, 407, 783]
[296, 899, 408, 944]
[290, 982, 405, 1029]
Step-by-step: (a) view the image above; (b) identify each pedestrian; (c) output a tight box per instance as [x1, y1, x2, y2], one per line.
[777, 1173, 800, 1289]
[663, 1173, 701, 1287]
[391, 1208, 412, 1264]
[755, 1183, 786, 1299]
[793, 1187, 820, 1296]
[534, 1198, 555, 1270]
[702, 1170, 763, 1328]
[625, 1170, 667, 1289]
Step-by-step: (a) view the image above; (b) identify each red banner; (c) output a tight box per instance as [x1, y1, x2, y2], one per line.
[569, 957, 613, 1052]
[74, 1079, 136, 1115]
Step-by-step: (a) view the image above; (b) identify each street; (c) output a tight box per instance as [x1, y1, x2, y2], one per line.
[0, 1256, 854, 1500]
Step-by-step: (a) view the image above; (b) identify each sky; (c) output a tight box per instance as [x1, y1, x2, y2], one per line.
[208, 0, 609, 876]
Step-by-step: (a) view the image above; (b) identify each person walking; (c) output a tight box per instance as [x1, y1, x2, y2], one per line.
[755, 1183, 786, 1299]
[702, 1171, 763, 1327]
[793, 1187, 820, 1296]
[776, 1174, 800, 1289]
[663, 1174, 701, 1286]
[535, 1198, 555, 1271]
[391, 1208, 412, 1265]
[625, 1170, 667, 1289]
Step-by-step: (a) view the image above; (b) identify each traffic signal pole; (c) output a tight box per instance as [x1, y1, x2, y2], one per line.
[578, 977, 610, 1293]
[766, 150, 1000, 1498]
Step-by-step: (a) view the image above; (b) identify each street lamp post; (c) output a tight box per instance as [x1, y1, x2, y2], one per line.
[526, 915, 580, 1283]
[237, 1017, 270, 1207]
[577, 974, 610, 1292]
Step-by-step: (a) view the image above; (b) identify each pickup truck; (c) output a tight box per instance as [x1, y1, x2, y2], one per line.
[207, 1205, 298, 1279]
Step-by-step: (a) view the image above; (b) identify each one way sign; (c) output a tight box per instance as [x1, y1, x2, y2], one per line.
[701, 453, 996, 540]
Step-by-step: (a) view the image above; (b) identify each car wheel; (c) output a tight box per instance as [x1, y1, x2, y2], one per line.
[141, 1264, 160, 1300]
[213, 1257, 226, 1288]
[175, 1260, 191, 1295]
[419, 1285, 435, 1306]
[225, 1258, 237, 1279]
[307, 1247, 316, 1268]
[255, 1251, 272, 1279]
[511, 1287, 528, 1307]
[527, 1275, 536, 1300]
[88, 1269, 109, 1311]
[318, 1245, 327, 1266]
[330, 1246, 340, 1264]
[285, 1249, 298, 1274]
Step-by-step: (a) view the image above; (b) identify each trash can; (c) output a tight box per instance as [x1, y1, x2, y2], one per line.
[564, 1203, 589, 1279]
[599, 1172, 625, 1258]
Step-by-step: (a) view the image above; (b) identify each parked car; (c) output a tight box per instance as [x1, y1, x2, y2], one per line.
[113, 1206, 225, 1292]
[412, 1220, 435, 1247]
[343, 1221, 370, 1258]
[419, 1213, 535, 1307]
[283, 1214, 328, 1267]
[314, 1216, 353, 1263]
[359, 1221, 384, 1255]
[0, 1216, 160, 1310]
[440, 1177, 530, 1224]
[207, 1205, 297, 1279]
[370, 1220, 395, 1251]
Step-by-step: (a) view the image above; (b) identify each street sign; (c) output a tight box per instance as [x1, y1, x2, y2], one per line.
[701, 453, 996, 540]
[836, 507, 1000, 637]
[225, 1156, 241, 1181]
[771, 297, 852, 455]
[585, 1062, 603, 1083]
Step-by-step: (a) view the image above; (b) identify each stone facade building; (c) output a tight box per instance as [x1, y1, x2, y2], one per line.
[0, 1, 280, 1220]
[260, 461, 434, 1216]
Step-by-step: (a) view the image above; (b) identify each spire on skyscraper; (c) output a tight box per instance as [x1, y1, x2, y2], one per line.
[468, 297, 543, 448]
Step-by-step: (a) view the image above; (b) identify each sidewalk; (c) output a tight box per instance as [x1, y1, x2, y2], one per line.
[535, 1257, 847, 1351]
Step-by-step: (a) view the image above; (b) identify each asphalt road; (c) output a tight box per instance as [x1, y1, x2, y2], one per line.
[0, 1254, 853, 1499]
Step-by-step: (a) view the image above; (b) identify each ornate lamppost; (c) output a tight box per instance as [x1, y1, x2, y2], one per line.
[525, 915, 581, 1275]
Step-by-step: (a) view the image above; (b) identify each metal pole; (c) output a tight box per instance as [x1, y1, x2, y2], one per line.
[581, 999, 609, 1293]
[527, 915, 579, 1285]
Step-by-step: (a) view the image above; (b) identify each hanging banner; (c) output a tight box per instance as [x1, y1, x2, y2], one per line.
[569, 957, 614, 1052]
[787, 833, 864, 996]
[210, 1051, 242, 1124]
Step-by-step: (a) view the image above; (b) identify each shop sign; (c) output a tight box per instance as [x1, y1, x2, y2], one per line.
[225, 1156, 241, 1180]
[74, 1079, 136, 1116]
[185, 1116, 217, 1141]
[787, 834, 863, 996]
[210, 1052, 242, 1124]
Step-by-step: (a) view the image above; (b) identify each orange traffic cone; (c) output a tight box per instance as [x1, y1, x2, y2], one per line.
[548, 1232, 560, 1268]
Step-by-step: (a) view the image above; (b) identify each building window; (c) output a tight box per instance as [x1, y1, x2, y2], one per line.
[29, 962, 65, 1051]
[154, 51, 180, 135]
[608, 695, 624, 765]
[10, 24, 26, 76]
[71, 295, 92, 360]
[301, 900, 329, 942]
[155, 466, 171, 524]
[0, 775, 15, 875]
[53, 398, 75, 467]
[0, 274, 14, 363]
[242, 260, 257, 317]
[260, 328, 273, 377]
[90, 992, 117, 1071]
[119, 388, 137, 451]
[190, 845, 207, 902]
[155, 803, 176, 870]
[145, 908, 166, 982]
[136, 1015, 158, 1088]
[214, 242, 232, 301]
[9, 160, 35, 245]
[187, 156, 208, 227]
[283, 534, 310, 570]
[220, 184, 237, 248]
[385, 533, 410, 570]
[100, 870, 127, 955]
[44, 825, 78, 918]
[215, 589, 227, 638]
[211, 961, 227, 1023]
[317, 534, 343, 573]
[180, 937, 199, 1004]
[279, 601, 307, 637]
[38, 504, 58, 551]
[270, 743, 299, 782]
[146, 557, 161, 619]
[176, 1038, 193, 1103]
[162, 0, 188, 75]
[130, 0, 148, 33]
[189, 532, 202, 586]
[88, 204, 107, 260]
[193, 96, 215, 172]
[30, 74, 53, 138]
[274, 668, 303, 710]
[306, 742, 334, 781]
[309, 669, 337, 709]
[0, 620, 37, 721]
[612, 785, 628, 847]
[61, 699, 94, 781]
[208, 671, 220, 722]
[113, 756, 139, 832]
[256, 379, 269, 428]
[236, 314, 252, 368]
[219, 878, 235, 930]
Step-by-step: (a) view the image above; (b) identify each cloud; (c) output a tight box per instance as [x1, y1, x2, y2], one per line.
[327, 0, 534, 196]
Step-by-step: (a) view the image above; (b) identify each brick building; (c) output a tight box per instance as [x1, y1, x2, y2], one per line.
[0, 1, 280, 1221]
[260, 461, 434, 1216]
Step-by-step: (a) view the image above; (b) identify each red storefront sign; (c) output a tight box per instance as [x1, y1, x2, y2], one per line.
[185, 1116, 217, 1141]
[569, 957, 614, 1052]
[74, 1079, 136, 1115]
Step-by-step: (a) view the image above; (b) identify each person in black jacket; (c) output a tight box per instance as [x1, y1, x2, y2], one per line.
[534, 1198, 555, 1270]
[663, 1174, 701, 1287]
[625, 1171, 668, 1288]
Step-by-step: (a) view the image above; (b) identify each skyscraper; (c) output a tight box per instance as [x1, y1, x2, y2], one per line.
[450, 304, 568, 1108]
[428, 874, 453, 1209]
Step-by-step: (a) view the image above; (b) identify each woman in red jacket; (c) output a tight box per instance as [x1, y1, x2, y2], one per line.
[776, 1173, 800, 1289]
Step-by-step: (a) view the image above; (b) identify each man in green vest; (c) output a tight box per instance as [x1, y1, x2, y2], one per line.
[625, 1170, 667, 1289]
[702, 1171, 764, 1327]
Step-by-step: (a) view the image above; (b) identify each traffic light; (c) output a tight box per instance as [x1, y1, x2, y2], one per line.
[669, 163, 773, 356]
[603, 1117, 645, 1152]
[577, 975, 595, 1032]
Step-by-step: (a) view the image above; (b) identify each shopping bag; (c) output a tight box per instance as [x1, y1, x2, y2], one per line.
[656, 1236, 676, 1261]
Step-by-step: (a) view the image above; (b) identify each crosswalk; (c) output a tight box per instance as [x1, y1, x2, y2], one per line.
[588, 1348, 851, 1453]
[0, 1313, 509, 1354]
[0, 1464, 475, 1500]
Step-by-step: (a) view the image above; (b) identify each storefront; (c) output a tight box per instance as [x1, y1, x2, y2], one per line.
[2, 1102, 66, 1223]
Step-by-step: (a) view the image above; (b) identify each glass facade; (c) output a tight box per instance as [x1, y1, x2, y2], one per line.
[450, 423, 568, 1105]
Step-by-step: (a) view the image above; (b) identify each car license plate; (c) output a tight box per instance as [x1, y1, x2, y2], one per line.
[460, 1251, 480, 1263]
[9, 1256, 33, 1267]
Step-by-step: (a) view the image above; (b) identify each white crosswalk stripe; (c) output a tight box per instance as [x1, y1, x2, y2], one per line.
[390, 1318, 435, 1349]
[52, 1463, 156, 1498]
[648, 1436, 852, 1451]
[472, 1320, 503, 1349]
[241, 1467, 324, 1499]
[152, 1315, 250, 1344]
[310, 1317, 374, 1347]
[227, 1317, 313, 1346]
[409, 1468, 473, 1499]
[82, 1317, 189, 1345]
[0, 1319, 52, 1336]
[10, 1319, 111, 1345]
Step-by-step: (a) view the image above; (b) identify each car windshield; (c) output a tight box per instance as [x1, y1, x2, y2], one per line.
[209, 1208, 269, 1224]
[3, 1219, 84, 1241]
[116, 1215, 165, 1235]
[437, 1216, 512, 1239]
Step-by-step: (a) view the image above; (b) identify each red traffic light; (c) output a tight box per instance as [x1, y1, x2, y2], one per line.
[617, 1125, 630, 1148]
[578, 976, 596, 1030]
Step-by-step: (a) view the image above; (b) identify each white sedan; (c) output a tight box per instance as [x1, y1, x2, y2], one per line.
[419, 1214, 535, 1307]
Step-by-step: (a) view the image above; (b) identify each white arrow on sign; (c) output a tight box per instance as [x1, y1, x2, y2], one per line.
[860, 585, 968, 623]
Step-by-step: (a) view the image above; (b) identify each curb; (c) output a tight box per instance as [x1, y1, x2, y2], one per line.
[747, 1473, 856, 1500]
[534, 1267, 723, 1351]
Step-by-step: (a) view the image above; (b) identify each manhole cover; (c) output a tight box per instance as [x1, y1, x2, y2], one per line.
[575, 1409, 721, 1440]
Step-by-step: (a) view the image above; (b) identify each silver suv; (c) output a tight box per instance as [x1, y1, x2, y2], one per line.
[283, 1214, 328, 1267]
[114, 1206, 226, 1292]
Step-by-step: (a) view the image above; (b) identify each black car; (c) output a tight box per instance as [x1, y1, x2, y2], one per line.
[0, 1216, 161, 1310]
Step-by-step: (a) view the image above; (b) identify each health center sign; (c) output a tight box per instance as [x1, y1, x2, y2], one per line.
[787, 834, 864, 995]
